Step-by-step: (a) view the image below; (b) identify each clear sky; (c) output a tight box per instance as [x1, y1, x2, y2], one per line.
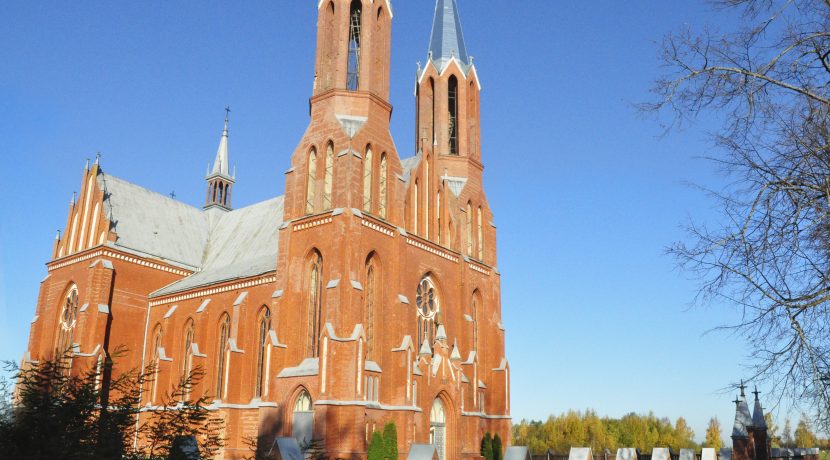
[0, 0, 792, 443]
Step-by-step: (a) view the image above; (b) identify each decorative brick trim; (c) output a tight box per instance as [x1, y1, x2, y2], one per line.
[48, 248, 191, 276]
[361, 219, 395, 237]
[405, 238, 459, 263]
[293, 216, 333, 232]
[149, 275, 276, 307]
[468, 262, 491, 276]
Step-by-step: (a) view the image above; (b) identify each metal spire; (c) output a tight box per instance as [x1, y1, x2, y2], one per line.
[752, 386, 767, 428]
[210, 107, 231, 177]
[428, 0, 469, 72]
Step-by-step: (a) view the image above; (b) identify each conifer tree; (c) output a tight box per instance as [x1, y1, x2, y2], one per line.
[493, 434, 503, 460]
[368, 431, 385, 460]
[481, 432, 494, 460]
[383, 422, 398, 460]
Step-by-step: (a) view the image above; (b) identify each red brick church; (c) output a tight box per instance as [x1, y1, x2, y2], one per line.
[23, 0, 512, 458]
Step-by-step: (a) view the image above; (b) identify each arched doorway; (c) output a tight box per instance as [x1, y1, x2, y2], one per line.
[430, 398, 446, 460]
[292, 390, 313, 446]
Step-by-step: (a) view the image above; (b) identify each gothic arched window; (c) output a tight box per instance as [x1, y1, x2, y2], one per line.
[430, 398, 447, 460]
[478, 206, 484, 260]
[363, 147, 373, 212]
[182, 320, 195, 400]
[365, 259, 377, 358]
[466, 202, 473, 256]
[150, 325, 163, 404]
[413, 180, 419, 235]
[308, 253, 323, 357]
[306, 148, 318, 214]
[323, 142, 334, 210]
[379, 153, 388, 218]
[448, 75, 459, 155]
[56, 285, 79, 361]
[216, 314, 230, 400]
[293, 390, 314, 444]
[471, 293, 480, 353]
[347, 0, 362, 91]
[255, 307, 271, 398]
[416, 276, 439, 350]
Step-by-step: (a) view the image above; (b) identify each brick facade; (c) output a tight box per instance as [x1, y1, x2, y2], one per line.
[23, 1, 511, 459]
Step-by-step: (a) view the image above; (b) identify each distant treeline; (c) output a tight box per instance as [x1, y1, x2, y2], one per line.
[513, 411, 700, 454]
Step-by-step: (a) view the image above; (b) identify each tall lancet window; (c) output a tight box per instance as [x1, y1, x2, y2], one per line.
[448, 76, 459, 155]
[255, 307, 271, 398]
[363, 148, 373, 212]
[365, 261, 377, 359]
[150, 325, 162, 404]
[216, 314, 230, 400]
[478, 206, 484, 260]
[182, 320, 195, 400]
[308, 252, 323, 357]
[466, 202, 473, 256]
[347, 0, 362, 91]
[379, 153, 388, 218]
[306, 148, 317, 214]
[437, 190, 442, 244]
[56, 286, 79, 362]
[323, 142, 334, 210]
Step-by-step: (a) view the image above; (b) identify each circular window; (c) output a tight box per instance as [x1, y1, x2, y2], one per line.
[60, 289, 79, 330]
[416, 277, 438, 319]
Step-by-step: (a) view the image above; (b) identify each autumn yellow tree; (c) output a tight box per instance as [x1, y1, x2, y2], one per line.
[704, 418, 723, 451]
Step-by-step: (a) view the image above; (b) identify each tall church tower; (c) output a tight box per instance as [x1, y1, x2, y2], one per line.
[204, 109, 234, 211]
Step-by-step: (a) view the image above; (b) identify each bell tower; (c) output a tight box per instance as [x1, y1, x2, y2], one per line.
[204, 108, 234, 212]
[416, 0, 481, 164]
[314, 0, 393, 100]
[284, 0, 397, 221]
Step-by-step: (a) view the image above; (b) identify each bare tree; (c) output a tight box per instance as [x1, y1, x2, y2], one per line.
[645, 0, 830, 429]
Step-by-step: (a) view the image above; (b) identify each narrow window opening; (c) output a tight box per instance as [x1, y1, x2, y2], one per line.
[365, 265, 376, 359]
[306, 149, 317, 214]
[363, 148, 373, 212]
[308, 254, 323, 357]
[347, 0, 362, 91]
[216, 314, 230, 400]
[255, 308, 271, 398]
[466, 202, 473, 256]
[448, 76, 459, 155]
[379, 153, 388, 218]
[478, 206, 484, 260]
[323, 142, 334, 210]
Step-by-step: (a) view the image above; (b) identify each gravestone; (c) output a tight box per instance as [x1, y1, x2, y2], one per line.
[570, 447, 594, 460]
[617, 448, 638, 460]
[701, 448, 716, 460]
[408, 444, 439, 460]
[169, 435, 201, 460]
[505, 446, 531, 460]
[653, 448, 671, 460]
[680, 448, 696, 460]
[271, 437, 303, 460]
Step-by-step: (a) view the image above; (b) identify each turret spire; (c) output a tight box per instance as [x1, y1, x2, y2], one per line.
[211, 107, 231, 177]
[752, 387, 767, 428]
[429, 0, 469, 72]
[204, 108, 235, 211]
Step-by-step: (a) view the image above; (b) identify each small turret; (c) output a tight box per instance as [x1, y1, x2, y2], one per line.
[204, 108, 235, 211]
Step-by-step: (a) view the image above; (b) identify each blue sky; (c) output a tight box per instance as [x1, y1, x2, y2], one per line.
[0, 0, 792, 442]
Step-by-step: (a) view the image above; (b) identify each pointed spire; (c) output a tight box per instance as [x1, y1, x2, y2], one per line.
[436, 324, 448, 341]
[428, 0, 469, 72]
[732, 384, 753, 438]
[450, 340, 461, 361]
[210, 107, 231, 177]
[752, 387, 767, 428]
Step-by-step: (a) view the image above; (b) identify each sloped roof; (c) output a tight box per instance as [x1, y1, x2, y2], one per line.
[400, 153, 422, 183]
[151, 196, 284, 297]
[732, 396, 753, 438]
[97, 171, 284, 298]
[98, 173, 209, 268]
[429, 0, 469, 72]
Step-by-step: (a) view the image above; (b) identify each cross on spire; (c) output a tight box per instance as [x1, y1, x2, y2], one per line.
[739, 380, 747, 397]
[224, 106, 231, 122]
[753, 386, 761, 401]
[733, 396, 741, 406]
[169, 191, 176, 199]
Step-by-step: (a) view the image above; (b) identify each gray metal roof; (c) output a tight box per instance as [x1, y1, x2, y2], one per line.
[752, 395, 767, 428]
[210, 115, 231, 178]
[731, 396, 753, 438]
[98, 173, 209, 268]
[96, 171, 284, 297]
[400, 153, 422, 183]
[429, 0, 469, 72]
[505, 447, 531, 460]
[151, 196, 284, 297]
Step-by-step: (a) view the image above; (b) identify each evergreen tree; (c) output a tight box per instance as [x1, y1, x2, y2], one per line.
[705, 417, 724, 451]
[481, 432, 494, 460]
[493, 434, 503, 460]
[368, 431, 385, 460]
[383, 422, 398, 460]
